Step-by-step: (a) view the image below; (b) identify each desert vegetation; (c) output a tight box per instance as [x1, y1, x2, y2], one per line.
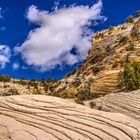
[126, 43, 135, 51]
[118, 61, 140, 90]
[136, 10, 140, 17]
[0, 75, 11, 82]
[75, 89, 93, 101]
[1, 88, 20, 96]
[0, 76, 57, 96]
[118, 34, 129, 44]
[126, 15, 134, 23]
[126, 10, 140, 23]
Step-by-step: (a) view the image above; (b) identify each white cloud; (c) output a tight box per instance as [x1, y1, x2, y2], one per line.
[15, 0, 106, 72]
[0, 45, 10, 68]
[12, 62, 19, 70]
[0, 9, 9, 69]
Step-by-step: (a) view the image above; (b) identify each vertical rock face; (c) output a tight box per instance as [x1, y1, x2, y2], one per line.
[0, 95, 140, 140]
[51, 17, 140, 97]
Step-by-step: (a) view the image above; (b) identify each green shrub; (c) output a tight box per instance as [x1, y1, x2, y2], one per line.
[109, 25, 114, 31]
[53, 91, 75, 99]
[9, 89, 20, 95]
[5, 76, 11, 82]
[126, 15, 134, 23]
[118, 71, 125, 88]
[43, 83, 50, 91]
[131, 27, 140, 37]
[40, 80, 50, 91]
[94, 32, 104, 40]
[48, 78, 57, 83]
[118, 61, 140, 90]
[72, 80, 81, 87]
[126, 44, 135, 51]
[121, 25, 127, 30]
[75, 89, 93, 101]
[28, 80, 38, 87]
[3, 89, 20, 96]
[18, 80, 27, 85]
[19, 78, 25, 80]
[32, 89, 43, 95]
[39, 78, 56, 91]
[118, 34, 129, 44]
[0, 75, 11, 82]
[136, 10, 140, 17]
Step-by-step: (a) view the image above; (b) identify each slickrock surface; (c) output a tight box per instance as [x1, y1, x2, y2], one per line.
[87, 90, 140, 121]
[0, 95, 140, 140]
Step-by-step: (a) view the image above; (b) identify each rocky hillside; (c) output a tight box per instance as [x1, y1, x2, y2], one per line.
[50, 15, 140, 98]
[0, 15, 140, 99]
[1, 95, 140, 140]
[0, 75, 56, 96]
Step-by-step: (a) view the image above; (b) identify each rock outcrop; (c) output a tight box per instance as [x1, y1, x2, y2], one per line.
[0, 95, 140, 140]
[50, 17, 140, 97]
[87, 89, 140, 120]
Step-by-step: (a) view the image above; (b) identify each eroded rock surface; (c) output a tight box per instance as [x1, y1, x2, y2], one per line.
[88, 89, 140, 121]
[0, 95, 140, 140]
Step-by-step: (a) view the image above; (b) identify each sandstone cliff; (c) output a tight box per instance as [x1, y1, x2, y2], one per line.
[50, 16, 140, 98]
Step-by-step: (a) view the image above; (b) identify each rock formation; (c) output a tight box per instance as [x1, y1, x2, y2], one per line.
[0, 95, 140, 140]
[51, 17, 140, 97]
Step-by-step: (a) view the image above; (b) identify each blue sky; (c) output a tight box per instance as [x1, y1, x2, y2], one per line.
[0, 0, 139, 80]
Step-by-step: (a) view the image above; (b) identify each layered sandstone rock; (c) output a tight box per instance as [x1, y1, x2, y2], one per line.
[0, 95, 140, 140]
